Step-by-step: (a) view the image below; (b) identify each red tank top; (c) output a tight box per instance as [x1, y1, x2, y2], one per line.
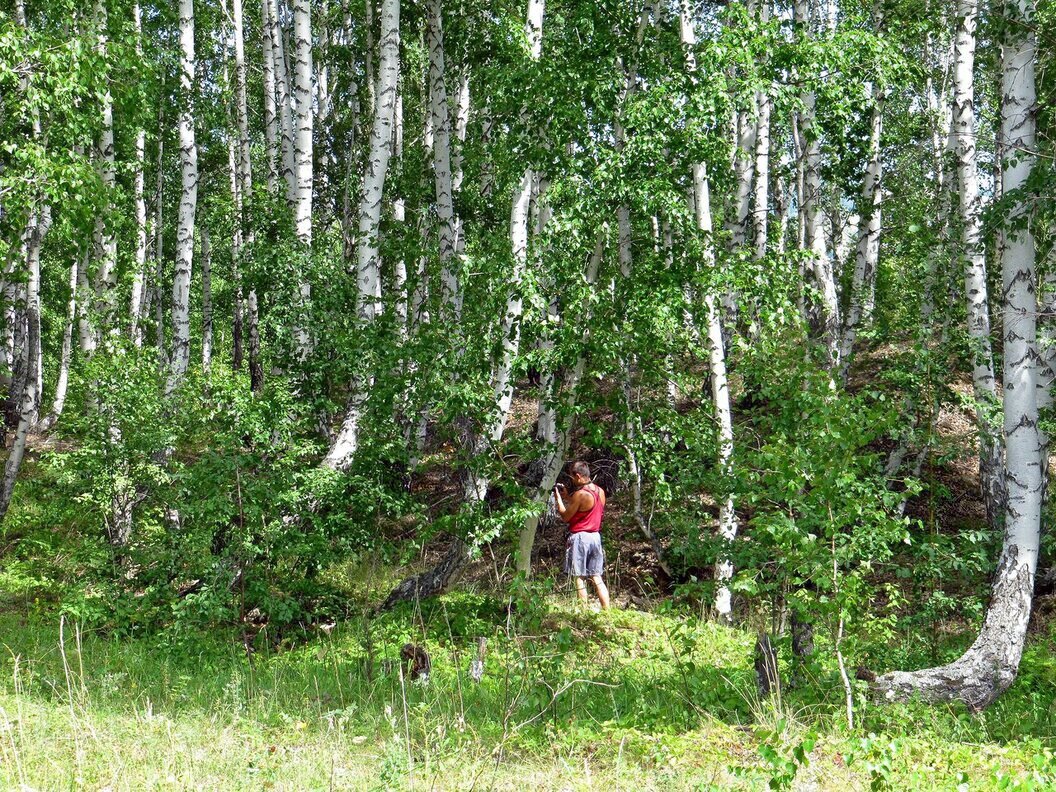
[567, 483, 605, 534]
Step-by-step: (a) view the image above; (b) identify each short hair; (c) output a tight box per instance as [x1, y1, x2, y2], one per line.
[569, 461, 591, 478]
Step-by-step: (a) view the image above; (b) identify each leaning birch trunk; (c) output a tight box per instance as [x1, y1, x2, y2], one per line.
[166, 0, 198, 396]
[875, 9, 1039, 708]
[0, 207, 50, 523]
[322, 0, 400, 471]
[231, 0, 252, 373]
[837, 81, 883, 383]
[39, 256, 78, 431]
[794, 0, 838, 370]
[681, 0, 739, 621]
[952, 0, 1004, 527]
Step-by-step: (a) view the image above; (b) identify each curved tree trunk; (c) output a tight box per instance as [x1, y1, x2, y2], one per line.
[875, 3, 1038, 710]
[129, 4, 148, 347]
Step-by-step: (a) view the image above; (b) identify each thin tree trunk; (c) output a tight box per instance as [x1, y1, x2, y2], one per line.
[0, 207, 50, 523]
[267, 0, 296, 202]
[838, 78, 884, 382]
[875, 0, 1038, 710]
[427, 0, 460, 314]
[153, 120, 167, 364]
[681, 1, 739, 621]
[91, 0, 117, 348]
[167, 0, 198, 396]
[292, 0, 313, 243]
[39, 255, 78, 431]
[129, 3, 148, 347]
[492, 0, 545, 446]
[323, 0, 399, 471]
[262, 0, 280, 193]
[955, 0, 1004, 527]
[201, 227, 213, 375]
[794, 0, 838, 370]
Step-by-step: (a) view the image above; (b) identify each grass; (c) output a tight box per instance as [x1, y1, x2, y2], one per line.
[0, 589, 1054, 791]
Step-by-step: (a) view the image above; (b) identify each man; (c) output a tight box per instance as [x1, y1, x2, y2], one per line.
[553, 461, 611, 610]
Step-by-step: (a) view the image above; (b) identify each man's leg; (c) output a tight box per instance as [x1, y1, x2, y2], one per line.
[575, 576, 590, 603]
[590, 575, 610, 610]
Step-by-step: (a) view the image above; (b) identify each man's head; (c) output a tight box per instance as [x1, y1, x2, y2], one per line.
[568, 460, 591, 486]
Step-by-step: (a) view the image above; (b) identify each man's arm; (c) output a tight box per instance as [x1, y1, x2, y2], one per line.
[554, 487, 587, 523]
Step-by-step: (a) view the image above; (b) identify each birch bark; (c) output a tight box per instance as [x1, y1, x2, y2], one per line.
[91, 0, 117, 348]
[0, 210, 49, 521]
[39, 255, 78, 431]
[838, 81, 883, 382]
[794, 0, 838, 369]
[876, 3, 1039, 707]
[129, 2, 148, 347]
[492, 0, 545, 444]
[953, 0, 1004, 526]
[681, 0, 739, 621]
[323, 0, 399, 470]
[167, 0, 198, 396]
[427, 0, 460, 314]
[201, 227, 213, 374]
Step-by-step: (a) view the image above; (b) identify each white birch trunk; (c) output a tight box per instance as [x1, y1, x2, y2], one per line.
[427, 0, 460, 313]
[292, 0, 313, 244]
[267, 0, 296, 202]
[323, 0, 399, 471]
[262, 0, 280, 193]
[0, 206, 50, 522]
[876, 7, 1038, 708]
[91, 0, 117, 346]
[681, 1, 739, 621]
[752, 83, 771, 261]
[838, 83, 883, 382]
[954, 0, 1003, 526]
[129, 2, 148, 346]
[794, 0, 838, 369]
[40, 255, 78, 431]
[201, 226, 213, 374]
[167, 0, 198, 396]
[492, 0, 545, 444]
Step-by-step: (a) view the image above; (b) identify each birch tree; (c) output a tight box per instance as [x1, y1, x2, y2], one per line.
[951, 0, 1004, 526]
[323, 0, 400, 470]
[794, 0, 839, 369]
[838, 77, 884, 381]
[166, 0, 198, 396]
[680, 0, 739, 621]
[875, 0, 1039, 708]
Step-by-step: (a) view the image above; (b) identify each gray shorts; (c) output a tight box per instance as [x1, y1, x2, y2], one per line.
[565, 531, 605, 577]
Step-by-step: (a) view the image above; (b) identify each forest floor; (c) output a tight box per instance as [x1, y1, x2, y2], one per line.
[0, 598, 1054, 791]
[2, 375, 1056, 789]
